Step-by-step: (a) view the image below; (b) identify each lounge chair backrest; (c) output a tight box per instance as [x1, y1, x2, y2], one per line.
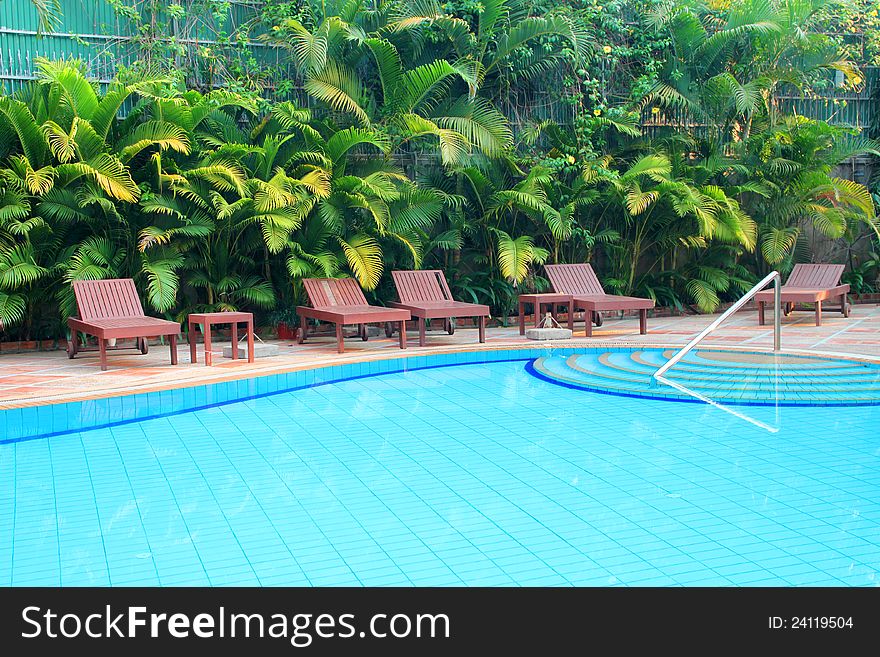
[303, 278, 368, 307]
[392, 270, 453, 303]
[73, 279, 145, 321]
[545, 263, 605, 295]
[786, 264, 845, 288]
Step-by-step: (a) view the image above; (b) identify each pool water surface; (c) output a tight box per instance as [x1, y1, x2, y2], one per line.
[2, 355, 878, 586]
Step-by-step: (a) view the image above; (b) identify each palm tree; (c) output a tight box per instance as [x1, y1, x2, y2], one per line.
[10, 0, 62, 34]
[267, 0, 589, 163]
[644, 0, 862, 146]
[737, 116, 879, 271]
[405, 0, 594, 100]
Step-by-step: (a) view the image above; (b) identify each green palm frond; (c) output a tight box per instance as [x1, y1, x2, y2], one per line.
[398, 60, 461, 113]
[29, 0, 62, 35]
[35, 57, 99, 119]
[621, 154, 672, 182]
[477, 0, 509, 41]
[397, 114, 469, 165]
[280, 19, 328, 74]
[489, 15, 593, 73]
[90, 84, 136, 139]
[250, 208, 308, 253]
[434, 96, 513, 157]
[305, 61, 370, 125]
[387, 230, 423, 268]
[365, 38, 404, 109]
[0, 97, 48, 164]
[805, 204, 846, 239]
[232, 277, 276, 308]
[594, 115, 642, 137]
[118, 121, 191, 162]
[706, 72, 768, 115]
[0, 292, 27, 329]
[325, 127, 390, 162]
[760, 226, 800, 264]
[0, 244, 47, 289]
[427, 229, 463, 251]
[686, 278, 721, 313]
[388, 187, 443, 233]
[180, 163, 246, 195]
[339, 234, 383, 289]
[9, 155, 56, 195]
[826, 177, 875, 220]
[42, 118, 79, 162]
[36, 188, 91, 224]
[138, 213, 214, 251]
[57, 153, 139, 202]
[140, 247, 184, 312]
[493, 230, 547, 284]
[625, 184, 659, 215]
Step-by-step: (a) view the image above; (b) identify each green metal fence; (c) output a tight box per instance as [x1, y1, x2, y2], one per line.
[2, 2, 878, 143]
[0, 0, 296, 94]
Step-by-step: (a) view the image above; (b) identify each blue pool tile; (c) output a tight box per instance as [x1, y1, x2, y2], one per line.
[3, 353, 880, 588]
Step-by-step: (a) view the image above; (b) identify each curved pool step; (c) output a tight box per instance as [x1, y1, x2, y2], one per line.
[579, 353, 879, 390]
[530, 349, 880, 406]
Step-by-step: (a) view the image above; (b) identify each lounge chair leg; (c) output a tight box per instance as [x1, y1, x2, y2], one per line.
[418, 317, 426, 347]
[815, 300, 822, 326]
[841, 294, 848, 317]
[98, 338, 108, 371]
[518, 300, 526, 335]
[567, 304, 573, 331]
[189, 321, 197, 363]
[204, 323, 213, 366]
[298, 319, 307, 344]
[247, 318, 255, 363]
[231, 322, 238, 360]
[758, 301, 765, 325]
[170, 334, 178, 365]
[336, 322, 344, 353]
[585, 312, 593, 337]
[640, 309, 647, 335]
[479, 315, 486, 343]
[399, 320, 407, 349]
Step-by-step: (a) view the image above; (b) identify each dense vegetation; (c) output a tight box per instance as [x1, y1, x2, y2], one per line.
[1, 0, 878, 339]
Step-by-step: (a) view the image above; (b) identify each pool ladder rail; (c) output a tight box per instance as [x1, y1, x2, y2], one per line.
[652, 271, 782, 433]
[653, 270, 781, 382]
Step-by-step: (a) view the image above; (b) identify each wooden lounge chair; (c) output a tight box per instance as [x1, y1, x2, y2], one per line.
[754, 263, 850, 327]
[545, 263, 654, 337]
[67, 278, 180, 371]
[296, 278, 410, 353]
[388, 270, 490, 346]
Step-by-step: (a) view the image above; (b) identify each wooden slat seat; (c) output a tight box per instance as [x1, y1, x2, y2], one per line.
[296, 278, 410, 353]
[389, 270, 490, 346]
[753, 264, 850, 326]
[545, 263, 654, 337]
[67, 279, 180, 370]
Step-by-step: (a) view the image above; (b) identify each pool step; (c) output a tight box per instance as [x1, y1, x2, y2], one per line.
[530, 349, 880, 406]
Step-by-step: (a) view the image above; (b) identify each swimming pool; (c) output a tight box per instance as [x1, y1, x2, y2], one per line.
[2, 348, 879, 586]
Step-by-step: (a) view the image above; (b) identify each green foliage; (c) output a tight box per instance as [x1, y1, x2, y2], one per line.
[0, 0, 877, 337]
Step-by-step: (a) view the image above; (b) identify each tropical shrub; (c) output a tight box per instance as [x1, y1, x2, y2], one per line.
[1, 0, 878, 339]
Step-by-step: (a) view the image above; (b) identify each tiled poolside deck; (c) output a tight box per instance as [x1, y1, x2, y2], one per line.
[1, 304, 878, 408]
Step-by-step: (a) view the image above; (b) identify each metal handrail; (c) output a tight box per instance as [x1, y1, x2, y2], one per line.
[652, 271, 781, 382]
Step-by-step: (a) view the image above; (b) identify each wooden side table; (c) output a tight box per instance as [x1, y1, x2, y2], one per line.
[188, 311, 254, 366]
[518, 293, 573, 335]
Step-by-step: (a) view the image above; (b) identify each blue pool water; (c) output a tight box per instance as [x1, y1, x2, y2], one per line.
[1, 351, 879, 586]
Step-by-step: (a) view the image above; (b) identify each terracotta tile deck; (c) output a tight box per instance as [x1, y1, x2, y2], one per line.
[1, 304, 878, 409]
